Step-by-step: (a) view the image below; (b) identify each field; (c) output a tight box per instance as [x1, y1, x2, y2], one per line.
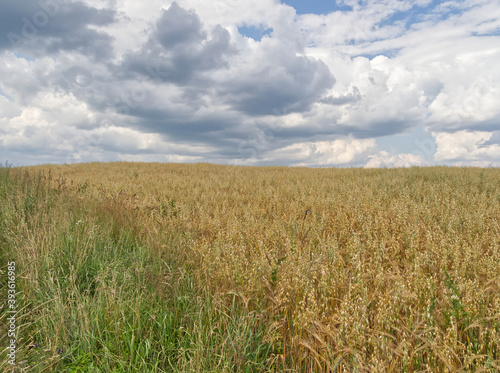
[1, 162, 499, 372]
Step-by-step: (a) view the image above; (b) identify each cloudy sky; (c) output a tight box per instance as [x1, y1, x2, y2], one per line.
[1, 0, 499, 167]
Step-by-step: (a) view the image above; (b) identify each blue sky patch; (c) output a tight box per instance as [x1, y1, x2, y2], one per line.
[0, 87, 14, 102]
[238, 25, 273, 41]
[281, 0, 352, 15]
[14, 52, 35, 61]
[376, 126, 436, 163]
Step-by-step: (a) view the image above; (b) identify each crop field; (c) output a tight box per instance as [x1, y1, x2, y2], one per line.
[1, 162, 499, 372]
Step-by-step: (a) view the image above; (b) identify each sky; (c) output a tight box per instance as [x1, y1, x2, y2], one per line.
[1, 0, 499, 168]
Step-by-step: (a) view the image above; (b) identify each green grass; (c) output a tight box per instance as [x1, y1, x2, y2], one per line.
[0, 167, 276, 372]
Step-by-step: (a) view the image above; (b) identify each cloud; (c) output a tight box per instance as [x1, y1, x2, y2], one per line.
[0, 91, 100, 160]
[155, 2, 204, 48]
[0, 54, 63, 106]
[364, 151, 425, 168]
[121, 2, 235, 85]
[433, 130, 500, 165]
[299, 54, 427, 139]
[258, 137, 377, 166]
[1, 0, 116, 60]
[320, 86, 361, 105]
[1, 0, 500, 167]
[428, 72, 500, 132]
[217, 38, 335, 115]
[483, 130, 500, 146]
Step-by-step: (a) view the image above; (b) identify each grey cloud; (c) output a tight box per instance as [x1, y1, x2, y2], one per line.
[219, 46, 335, 115]
[252, 117, 414, 146]
[122, 2, 335, 117]
[482, 131, 500, 146]
[125, 105, 239, 145]
[55, 64, 117, 111]
[155, 2, 204, 49]
[122, 2, 235, 85]
[0, 1, 381, 165]
[30, 2, 336, 158]
[430, 118, 500, 133]
[0, 2, 35, 49]
[337, 119, 416, 139]
[263, 114, 418, 144]
[1, 0, 115, 59]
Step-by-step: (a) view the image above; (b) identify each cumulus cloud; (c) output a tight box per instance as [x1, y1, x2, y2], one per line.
[122, 2, 235, 85]
[1, 0, 116, 60]
[258, 137, 377, 167]
[216, 38, 335, 115]
[1, 0, 500, 167]
[364, 152, 425, 168]
[483, 130, 500, 146]
[433, 131, 500, 165]
[320, 87, 361, 105]
[428, 72, 500, 132]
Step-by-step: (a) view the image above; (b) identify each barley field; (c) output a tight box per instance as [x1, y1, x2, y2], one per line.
[1, 162, 499, 372]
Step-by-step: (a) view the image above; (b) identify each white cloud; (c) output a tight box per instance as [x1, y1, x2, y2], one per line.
[433, 130, 500, 165]
[428, 72, 500, 130]
[1, 0, 500, 167]
[364, 151, 425, 168]
[0, 94, 21, 123]
[260, 137, 378, 166]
